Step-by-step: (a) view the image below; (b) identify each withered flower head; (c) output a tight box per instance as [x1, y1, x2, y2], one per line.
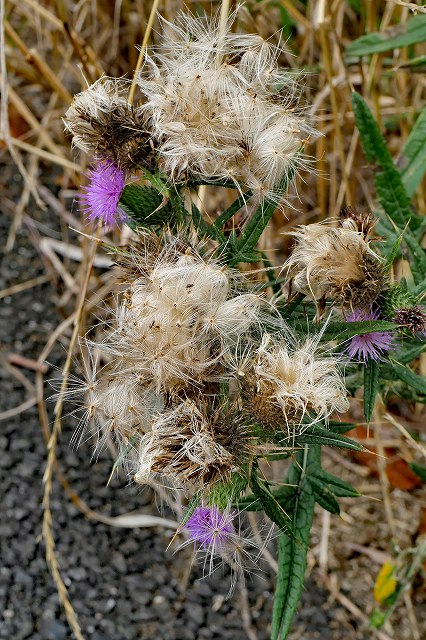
[243, 333, 348, 431]
[286, 221, 385, 310]
[339, 207, 375, 239]
[395, 305, 426, 335]
[64, 77, 155, 171]
[134, 400, 253, 490]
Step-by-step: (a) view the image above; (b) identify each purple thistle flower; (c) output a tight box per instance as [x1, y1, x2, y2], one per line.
[185, 506, 235, 551]
[78, 160, 126, 226]
[345, 307, 394, 365]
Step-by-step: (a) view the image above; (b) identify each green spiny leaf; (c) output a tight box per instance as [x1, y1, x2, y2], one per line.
[249, 467, 291, 533]
[290, 425, 364, 451]
[388, 359, 426, 395]
[352, 93, 423, 236]
[364, 359, 380, 423]
[327, 421, 356, 434]
[231, 165, 296, 264]
[311, 469, 360, 498]
[317, 320, 397, 342]
[393, 342, 426, 365]
[352, 92, 394, 168]
[309, 478, 341, 514]
[210, 192, 251, 230]
[385, 224, 409, 267]
[374, 170, 414, 230]
[271, 446, 317, 640]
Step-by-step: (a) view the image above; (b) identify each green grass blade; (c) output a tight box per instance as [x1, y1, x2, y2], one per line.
[400, 108, 426, 196]
[346, 15, 426, 56]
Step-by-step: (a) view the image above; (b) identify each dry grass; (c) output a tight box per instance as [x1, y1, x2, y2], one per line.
[1, 1, 425, 639]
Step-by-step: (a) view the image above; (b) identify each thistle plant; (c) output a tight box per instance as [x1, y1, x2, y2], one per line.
[63, 10, 426, 640]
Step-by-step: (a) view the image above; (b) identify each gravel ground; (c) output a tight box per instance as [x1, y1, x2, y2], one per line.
[1, 163, 411, 640]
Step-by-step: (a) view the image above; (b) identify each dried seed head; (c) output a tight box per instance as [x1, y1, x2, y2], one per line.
[64, 77, 155, 171]
[395, 306, 426, 335]
[286, 222, 386, 309]
[244, 333, 349, 430]
[339, 207, 375, 239]
[137, 12, 314, 201]
[97, 232, 269, 393]
[59, 356, 165, 467]
[134, 400, 251, 490]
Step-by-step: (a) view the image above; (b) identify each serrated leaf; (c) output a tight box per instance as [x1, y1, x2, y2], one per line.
[312, 469, 360, 498]
[402, 232, 426, 283]
[352, 93, 424, 235]
[388, 359, 426, 395]
[364, 359, 380, 423]
[385, 224, 408, 267]
[413, 276, 426, 296]
[318, 320, 397, 341]
[376, 214, 426, 283]
[327, 421, 357, 434]
[346, 15, 426, 57]
[309, 478, 341, 514]
[352, 92, 394, 167]
[271, 447, 317, 640]
[400, 108, 426, 196]
[290, 425, 364, 451]
[249, 468, 291, 533]
[375, 170, 414, 230]
[409, 462, 426, 483]
[352, 94, 426, 281]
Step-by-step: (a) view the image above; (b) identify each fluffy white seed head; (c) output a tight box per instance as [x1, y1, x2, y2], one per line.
[247, 333, 349, 429]
[134, 401, 237, 489]
[90, 233, 272, 395]
[285, 222, 385, 309]
[137, 12, 314, 201]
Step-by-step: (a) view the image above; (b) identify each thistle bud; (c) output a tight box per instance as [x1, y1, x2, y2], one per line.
[380, 284, 417, 319]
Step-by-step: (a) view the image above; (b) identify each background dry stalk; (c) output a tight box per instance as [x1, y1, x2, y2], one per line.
[1, 1, 425, 639]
